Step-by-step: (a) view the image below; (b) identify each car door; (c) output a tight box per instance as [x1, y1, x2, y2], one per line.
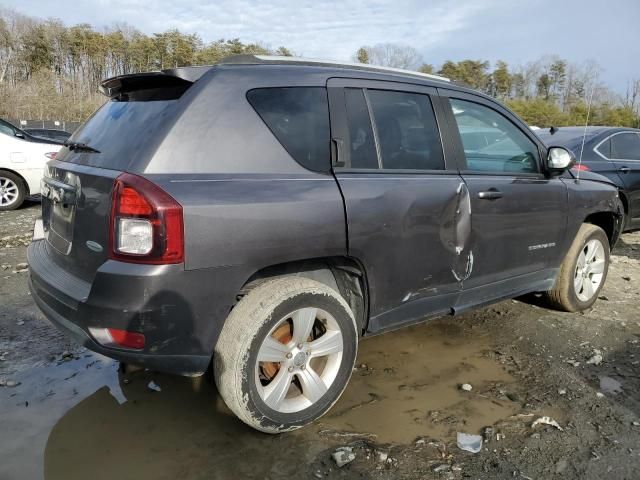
[327, 78, 469, 332]
[609, 131, 640, 227]
[439, 90, 568, 310]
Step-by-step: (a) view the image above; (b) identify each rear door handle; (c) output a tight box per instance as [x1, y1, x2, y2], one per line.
[619, 166, 631, 174]
[478, 190, 503, 200]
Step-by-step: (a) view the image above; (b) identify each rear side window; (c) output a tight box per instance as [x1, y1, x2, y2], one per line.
[596, 138, 611, 158]
[611, 133, 640, 160]
[247, 87, 330, 172]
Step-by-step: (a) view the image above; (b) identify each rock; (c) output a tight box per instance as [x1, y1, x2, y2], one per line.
[17, 320, 24, 326]
[622, 275, 631, 281]
[15, 262, 28, 269]
[432, 464, 451, 473]
[596, 392, 605, 398]
[555, 459, 568, 474]
[377, 450, 388, 462]
[460, 383, 473, 391]
[598, 295, 609, 301]
[558, 388, 567, 395]
[331, 447, 355, 468]
[482, 426, 494, 443]
[5, 380, 20, 388]
[61, 351, 72, 358]
[631, 421, 639, 427]
[506, 392, 520, 402]
[567, 359, 581, 367]
[586, 353, 603, 365]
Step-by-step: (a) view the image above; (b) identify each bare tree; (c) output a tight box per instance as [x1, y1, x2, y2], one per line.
[355, 43, 422, 70]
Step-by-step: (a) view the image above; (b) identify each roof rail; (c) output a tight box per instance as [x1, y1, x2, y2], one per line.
[220, 54, 450, 83]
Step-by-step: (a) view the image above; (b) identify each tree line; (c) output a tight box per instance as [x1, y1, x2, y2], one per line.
[355, 44, 640, 128]
[1, 7, 638, 130]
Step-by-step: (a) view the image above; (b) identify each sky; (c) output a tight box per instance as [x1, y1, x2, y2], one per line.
[3, 0, 639, 93]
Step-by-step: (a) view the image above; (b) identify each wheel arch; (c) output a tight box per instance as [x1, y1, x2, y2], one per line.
[238, 256, 370, 335]
[0, 168, 30, 195]
[583, 211, 620, 249]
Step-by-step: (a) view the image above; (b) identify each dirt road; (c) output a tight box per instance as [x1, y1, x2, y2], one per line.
[1, 203, 639, 479]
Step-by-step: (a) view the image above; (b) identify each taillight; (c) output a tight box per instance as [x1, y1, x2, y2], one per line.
[45, 152, 57, 160]
[109, 173, 184, 264]
[572, 164, 591, 172]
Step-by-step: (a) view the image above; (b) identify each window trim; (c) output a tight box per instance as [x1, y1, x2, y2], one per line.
[331, 81, 450, 173]
[440, 89, 547, 178]
[594, 131, 640, 161]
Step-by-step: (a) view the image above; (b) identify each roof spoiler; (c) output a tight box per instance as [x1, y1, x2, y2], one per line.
[99, 66, 212, 98]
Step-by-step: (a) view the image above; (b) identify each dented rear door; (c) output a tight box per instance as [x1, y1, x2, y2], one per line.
[327, 78, 467, 332]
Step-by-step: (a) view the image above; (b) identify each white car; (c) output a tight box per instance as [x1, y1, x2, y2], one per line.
[0, 119, 62, 210]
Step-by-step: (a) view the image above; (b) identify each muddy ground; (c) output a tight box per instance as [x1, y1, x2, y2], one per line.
[1, 203, 639, 480]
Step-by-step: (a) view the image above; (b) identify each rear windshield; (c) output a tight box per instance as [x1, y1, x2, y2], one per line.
[64, 96, 180, 170]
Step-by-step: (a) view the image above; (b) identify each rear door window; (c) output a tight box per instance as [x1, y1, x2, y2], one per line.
[611, 133, 640, 160]
[247, 87, 330, 172]
[367, 90, 444, 170]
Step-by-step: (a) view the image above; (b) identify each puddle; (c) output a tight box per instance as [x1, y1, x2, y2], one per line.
[321, 321, 520, 443]
[0, 319, 522, 479]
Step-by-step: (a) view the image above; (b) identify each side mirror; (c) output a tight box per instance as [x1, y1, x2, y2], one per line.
[546, 146, 575, 174]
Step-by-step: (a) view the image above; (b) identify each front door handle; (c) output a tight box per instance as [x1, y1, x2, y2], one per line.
[619, 166, 631, 174]
[478, 190, 503, 200]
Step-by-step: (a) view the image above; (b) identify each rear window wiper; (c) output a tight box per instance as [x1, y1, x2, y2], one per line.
[63, 140, 101, 153]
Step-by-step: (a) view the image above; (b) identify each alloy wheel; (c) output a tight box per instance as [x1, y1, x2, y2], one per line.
[574, 238, 606, 302]
[255, 307, 344, 413]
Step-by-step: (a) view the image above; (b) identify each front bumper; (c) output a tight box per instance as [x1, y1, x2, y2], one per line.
[27, 239, 235, 376]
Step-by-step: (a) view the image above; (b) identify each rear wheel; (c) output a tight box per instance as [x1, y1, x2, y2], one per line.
[214, 277, 358, 433]
[0, 172, 25, 211]
[545, 224, 609, 312]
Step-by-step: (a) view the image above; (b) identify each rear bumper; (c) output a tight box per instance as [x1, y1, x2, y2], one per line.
[28, 239, 238, 376]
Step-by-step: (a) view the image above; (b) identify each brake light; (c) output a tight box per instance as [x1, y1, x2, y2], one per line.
[45, 152, 57, 160]
[572, 164, 591, 172]
[109, 173, 184, 264]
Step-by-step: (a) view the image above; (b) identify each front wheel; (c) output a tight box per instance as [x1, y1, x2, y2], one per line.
[545, 223, 610, 312]
[214, 277, 358, 433]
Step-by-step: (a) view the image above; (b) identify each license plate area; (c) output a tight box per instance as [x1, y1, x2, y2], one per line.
[41, 173, 80, 255]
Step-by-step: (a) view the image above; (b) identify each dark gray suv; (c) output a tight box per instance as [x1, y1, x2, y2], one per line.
[28, 55, 624, 433]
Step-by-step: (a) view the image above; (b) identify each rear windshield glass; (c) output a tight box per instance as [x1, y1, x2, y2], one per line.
[247, 87, 330, 173]
[63, 96, 179, 170]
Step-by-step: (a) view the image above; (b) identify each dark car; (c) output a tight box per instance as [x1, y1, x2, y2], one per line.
[24, 128, 72, 143]
[537, 126, 640, 231]
[28, 55, 623, 433]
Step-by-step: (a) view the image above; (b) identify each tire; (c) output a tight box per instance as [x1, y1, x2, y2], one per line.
[545, 223, 610, 312]
[214, 276, 358, 433]
[0, 171, 26, 211]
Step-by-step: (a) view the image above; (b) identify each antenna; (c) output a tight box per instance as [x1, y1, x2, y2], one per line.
[576, 86, 596, 181]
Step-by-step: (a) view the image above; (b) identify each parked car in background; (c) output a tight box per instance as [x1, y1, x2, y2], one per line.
[25, 128, 72, 143]
[0, 118, 62, 210]
[537, 126, 640, 231]
[29, 56, 623, 434]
